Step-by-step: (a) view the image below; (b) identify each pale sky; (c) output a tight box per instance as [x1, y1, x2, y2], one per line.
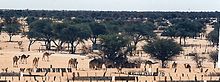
[0, 0, 220, 11]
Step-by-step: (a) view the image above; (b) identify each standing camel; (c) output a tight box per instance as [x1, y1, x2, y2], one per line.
[68, 58, 78, 68]
[20, 54, 30, 64]
[13, 56, 20, 67]
[42, 52, 53, 61]
[33, 57, 40, 68]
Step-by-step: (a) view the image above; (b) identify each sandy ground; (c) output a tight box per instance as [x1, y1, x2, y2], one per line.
[0, 24, 219, 82]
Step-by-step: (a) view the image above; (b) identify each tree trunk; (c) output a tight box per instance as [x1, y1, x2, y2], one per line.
[72, 41, 80, 54]
[179, 37, 182, 45]
[28, 41, 32, 51]
[28, 39, 36, 51]
[67, 42, 70, 51]
[52, 40, 63, 52]
[214, 62, 216, 68]
[91, 37, 97, 50]
[70, 42, 74, 54]
[45, 40, 51, 50]
[183, 37, 186, 46]
[161, 60, 166, 68]
[9, 35, 12, 42]
[134, 41, 138, 55]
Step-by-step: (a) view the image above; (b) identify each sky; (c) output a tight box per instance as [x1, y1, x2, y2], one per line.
[0, 0, 220, 11]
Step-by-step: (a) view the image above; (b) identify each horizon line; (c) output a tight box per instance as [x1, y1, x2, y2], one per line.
[0, 8, 219, 12]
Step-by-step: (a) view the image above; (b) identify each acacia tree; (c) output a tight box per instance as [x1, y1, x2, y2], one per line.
[89, 22, 107, 50]
[162, 19, 204, 45]
[52, 22, 69, 51]
[209, 51, 218, 68]
[29, 19, 54, 50]
[99, 34, 130, 66]
[61, 23, 91, 54]
[3, 24, 21, 42]
[26, 31, 39, 51]
[0, 23, 3, 34]
[143, 39, 182, 68]
[124, 22, 156, 54]
[207, 22, 219, 47]
[61, 25, 78, 54]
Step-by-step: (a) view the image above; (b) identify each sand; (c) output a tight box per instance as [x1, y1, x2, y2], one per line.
[0, 24, 218, 82]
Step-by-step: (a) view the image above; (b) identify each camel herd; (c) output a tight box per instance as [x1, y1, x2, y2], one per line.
[88, 58, 159, 70]
[12, 51, 160, 70]
[13, 54, 30, 67]
[12, 52, 80, 69]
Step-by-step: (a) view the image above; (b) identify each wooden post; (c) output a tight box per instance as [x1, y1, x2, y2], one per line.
[165, 76, 167, 82]
[54, 76, 56, 81]
[18, 76, 20, 81]
[195, 75, 197, 81]
[89, 77, 92, 82]
[61, 72, 64, 77]
[34, 76, 37, 81]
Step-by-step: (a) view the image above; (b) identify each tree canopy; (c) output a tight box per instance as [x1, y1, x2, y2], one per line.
[3, 23, 21, 41]
[162, 19, 204, 45]
[143, 39, 182, 68]
[99, 34, 130, 65]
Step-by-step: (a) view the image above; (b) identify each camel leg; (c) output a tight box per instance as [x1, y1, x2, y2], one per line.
[47, 56, 49, 62]
[42, 56, 45, 61]
[36, 63, 38, 67]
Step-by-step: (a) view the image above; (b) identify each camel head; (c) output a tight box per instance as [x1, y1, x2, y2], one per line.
[27, 55, 30, 58]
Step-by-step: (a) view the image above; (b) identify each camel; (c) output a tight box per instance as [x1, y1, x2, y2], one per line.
[89, 58, 115, 69]
[13, 56, 20, 67]
[144, 60, 158, 68]
[17, 41, 23, 49]
[68, 58, 78, 68]
[33, 57, 40, 68]
[42, 52, 53, 61]
[172, 62, 177, 68]
[19, 54, 30, 64]
[89, 59, 103, 69]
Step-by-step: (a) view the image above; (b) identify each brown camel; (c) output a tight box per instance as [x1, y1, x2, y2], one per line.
[68, 58, 78, 68]
[42, 52, 53, 61]
[33, 57, 40, 68]
[13, 56, 20, 67]
[172, 62, 177, 68]
[89, 59, 103, 69]
[144, 60, 158, 68]
[19, 54, 30, 64]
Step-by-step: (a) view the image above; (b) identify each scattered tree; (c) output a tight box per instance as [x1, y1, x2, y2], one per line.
[209, 51, 218, 68]
[99, 34, 130, 66]
[3, 24, 21, 42]
[143, 39, 182, 68]
[162, 19, 204, 45]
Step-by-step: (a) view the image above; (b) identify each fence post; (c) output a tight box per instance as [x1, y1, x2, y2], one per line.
[112, 76, 115, 82]
[54, 76, 56, 81]
[90, 77, 92, 82]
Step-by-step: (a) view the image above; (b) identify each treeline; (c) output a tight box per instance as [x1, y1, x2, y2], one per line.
[0, 9, 220, 20]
